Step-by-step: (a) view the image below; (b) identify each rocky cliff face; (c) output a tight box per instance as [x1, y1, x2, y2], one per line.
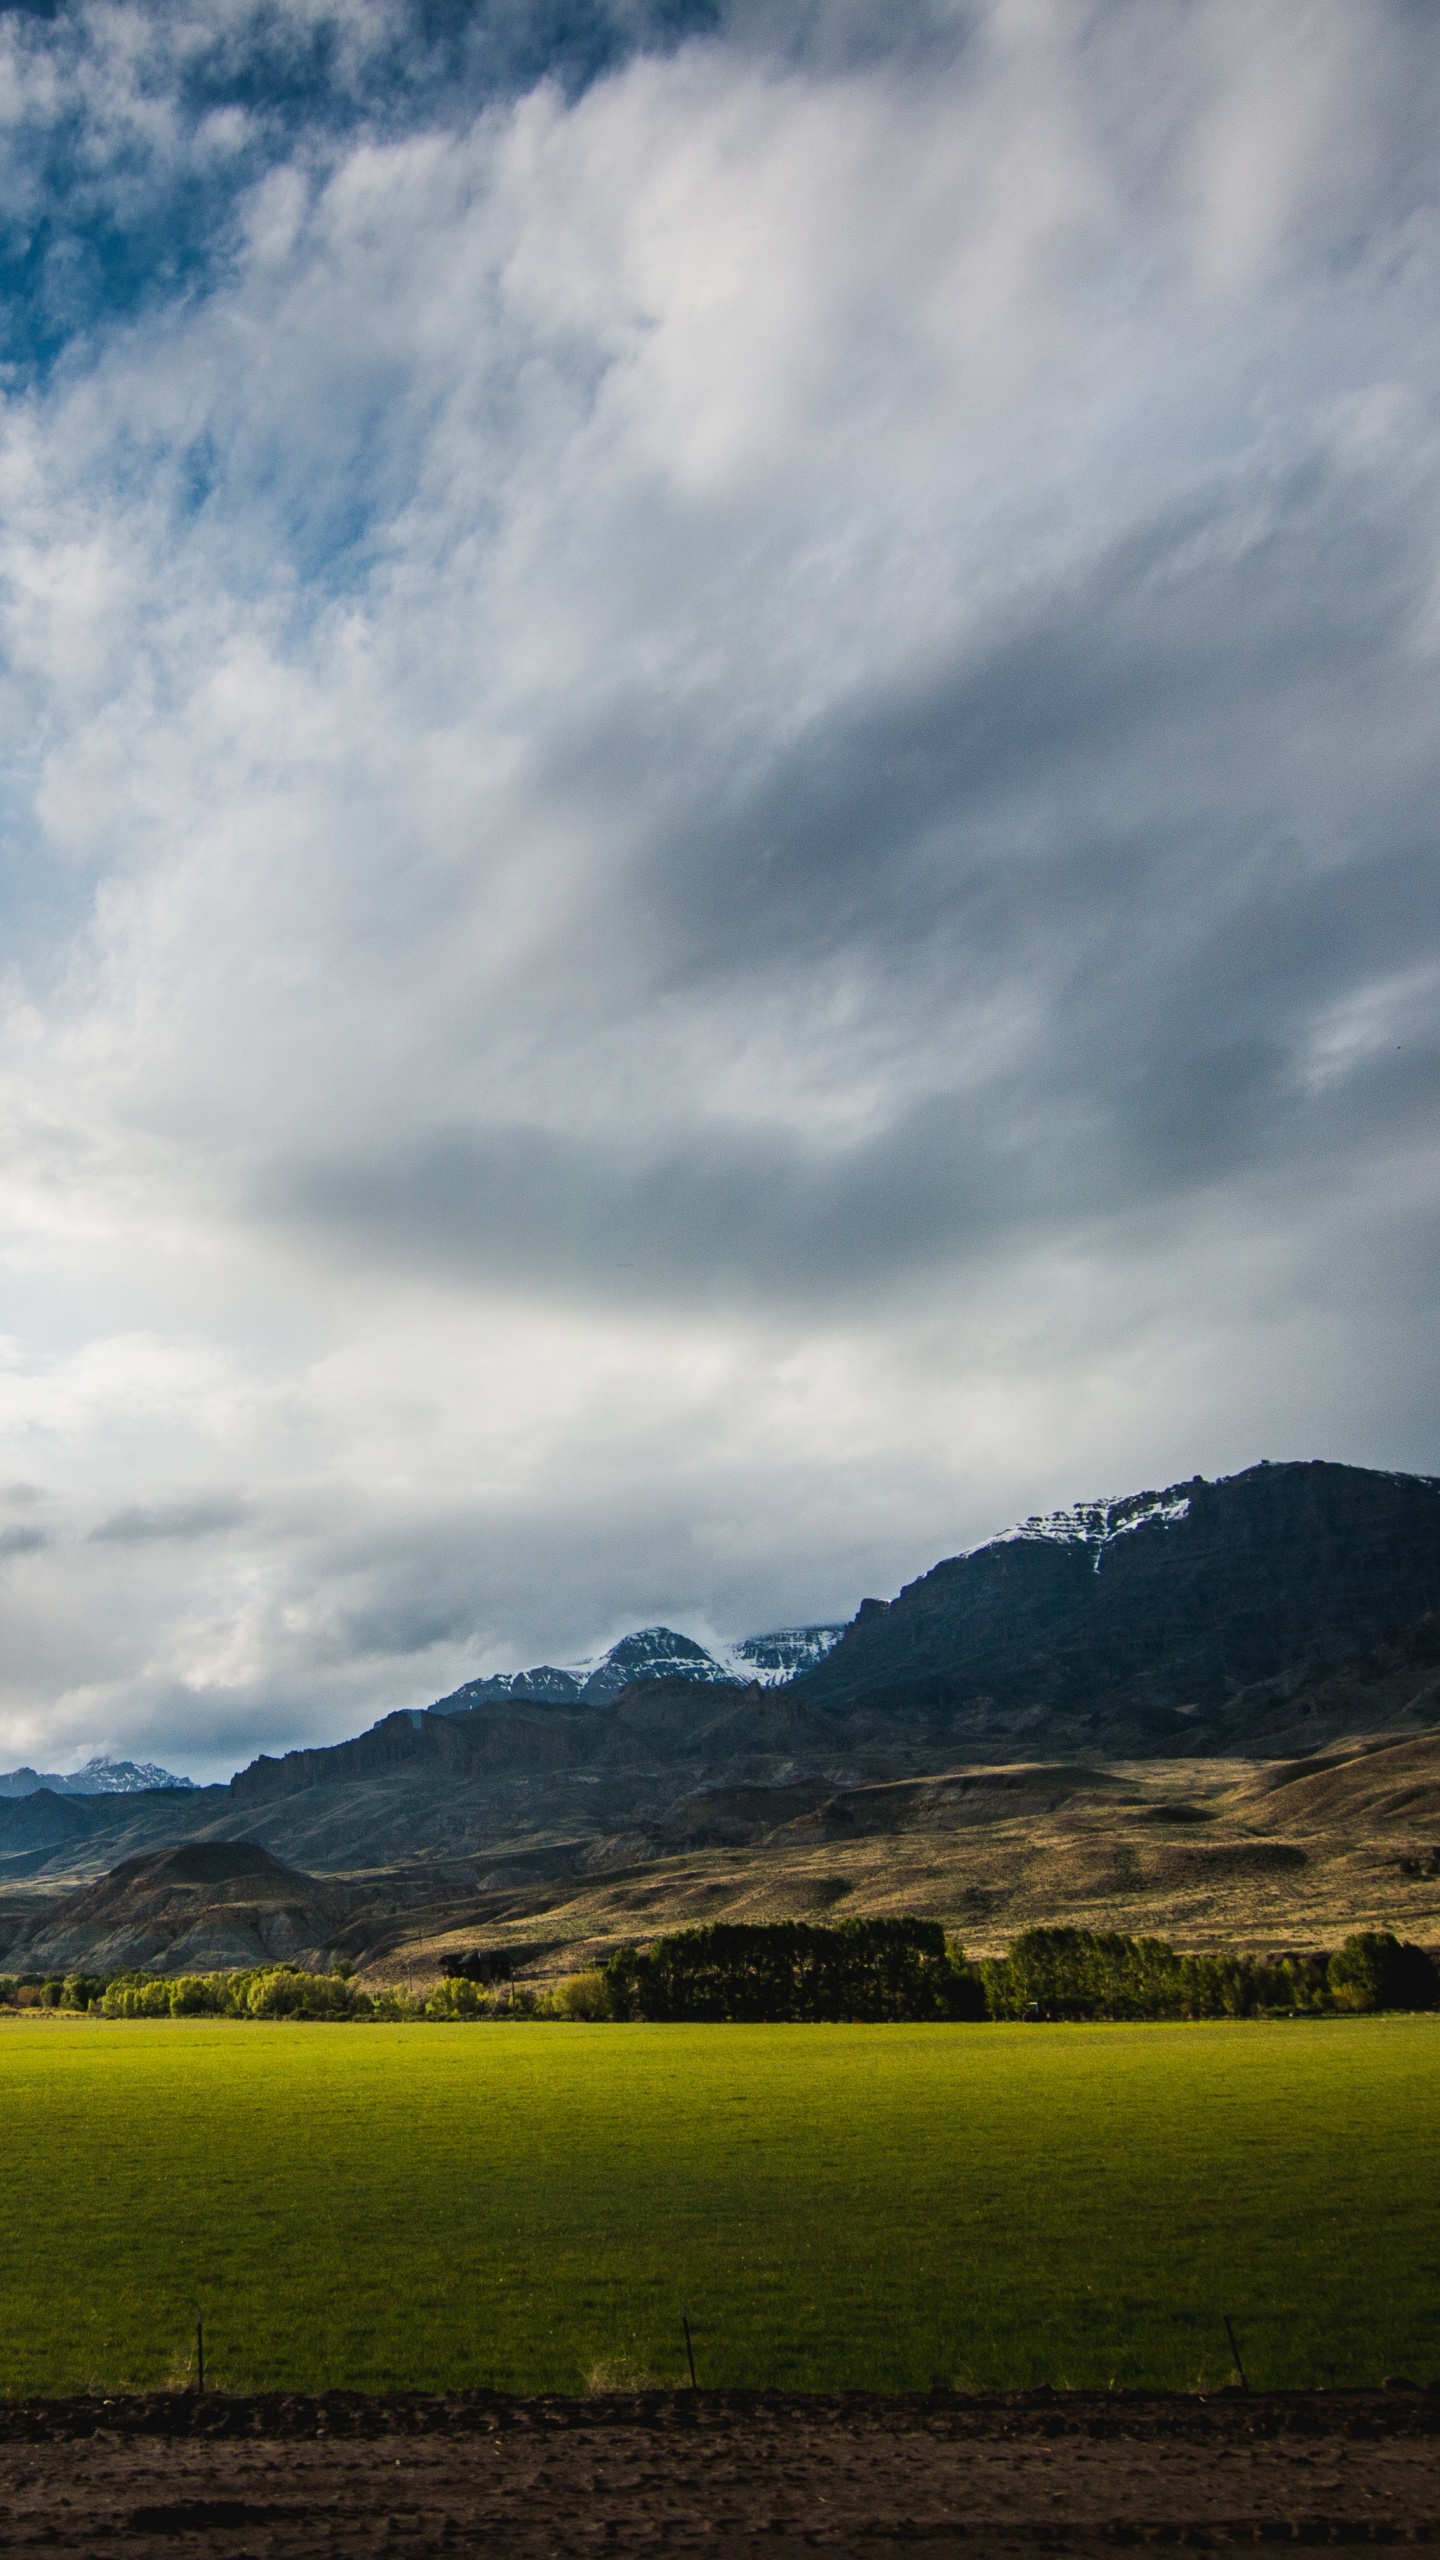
[796, 1462, 1440, 1727]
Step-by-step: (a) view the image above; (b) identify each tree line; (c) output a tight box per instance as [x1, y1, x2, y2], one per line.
[600, 1919, 1440, 2022]
[602, 1917, 982, 2020]
[0, 1962, 611, 2021]
[0, 1920, 1435, 2023]
[975, 1924, 1439, 2021]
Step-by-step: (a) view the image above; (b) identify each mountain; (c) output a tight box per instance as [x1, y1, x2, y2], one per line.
[0, 1756, 194, 1798]
[425, 1624, 744, 1715]
[426, 1665, 584, 1713]
[10, 1722, 1439, 1985]
[0, 1784, 227, 1886]
[5, 1840, 387, 1976]
[2, 1461, 1438, 1912]
[421, 1622, 845, 1716]
[574, 1627, 739, 1702]
[0, 1672, 849, 1888]
[794, 1462, 1440, 1744]
[227, 1672, 834, 1815]
[1192, 1610, 1440, 1758]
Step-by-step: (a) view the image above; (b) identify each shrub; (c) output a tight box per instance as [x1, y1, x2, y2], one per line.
[549, 1969, 612, 2021]
[96, 1966, 372, 2020]
[242, 1967, 371, 2020]
[425, 1974, 489, 2020]
[9, 1926, 1437, 2029]
[100, 1976, 176, 2018]
[60, 1974, 109, 2012]
[371, 1986, 429, 2021]
[981, 1929, 1199, 2020]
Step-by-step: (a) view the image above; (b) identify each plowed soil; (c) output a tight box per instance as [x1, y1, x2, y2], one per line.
[0, 2389, 1436, 2556]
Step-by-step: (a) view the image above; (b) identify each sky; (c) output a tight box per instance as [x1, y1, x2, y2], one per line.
[0, 0, 1436, 1782]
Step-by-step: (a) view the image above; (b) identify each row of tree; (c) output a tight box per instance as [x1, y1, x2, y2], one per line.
[0, 1962, 611, 2021]
[602, 1918, 982, 2022]
[2, 1923, 1435, 2023]
[976, 1925, 1439, 2020]
[600, 1919, 1439, 2022]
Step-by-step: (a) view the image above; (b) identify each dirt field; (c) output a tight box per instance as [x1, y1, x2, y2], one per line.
[0, 2389, 1436, 2555]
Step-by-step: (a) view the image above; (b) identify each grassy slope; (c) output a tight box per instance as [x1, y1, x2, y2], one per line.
[2, 2017, 1436, 2399]
[371, 1742, 1440, 1987]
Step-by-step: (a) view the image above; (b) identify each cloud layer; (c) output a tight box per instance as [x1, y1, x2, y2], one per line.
[0, 0, 1436, 1776]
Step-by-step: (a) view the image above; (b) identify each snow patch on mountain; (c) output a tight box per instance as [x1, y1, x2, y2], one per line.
[427, 1665, 582, 1716]
[720, 1626, 847, 1684]
[990, 1489, 1194, 1571]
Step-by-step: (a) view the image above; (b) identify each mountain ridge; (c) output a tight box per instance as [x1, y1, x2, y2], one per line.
[422, 1621, 845, 1717]
[795, 1461, 1440, 1726]
[0, 1756, 195, 1800]
[2, 1461, 1437, 1898]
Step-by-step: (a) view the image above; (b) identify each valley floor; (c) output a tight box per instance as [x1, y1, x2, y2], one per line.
[2, 2019, 1434, 2398]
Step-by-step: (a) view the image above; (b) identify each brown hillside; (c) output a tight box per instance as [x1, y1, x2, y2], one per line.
[1238, 1731, 1440, 1829]
[4, 1626, 1440, 1983]
[7, 1729, 1440, 1988]
[9, 1839, 384, 1977]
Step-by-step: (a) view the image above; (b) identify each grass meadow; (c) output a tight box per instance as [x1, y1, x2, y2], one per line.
[1, 2016, 1435, 2398]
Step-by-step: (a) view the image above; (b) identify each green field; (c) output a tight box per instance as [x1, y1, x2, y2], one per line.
[1, 2017, 1435, 2397]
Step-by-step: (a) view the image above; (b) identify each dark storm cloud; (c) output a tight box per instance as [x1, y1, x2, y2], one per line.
[637, 468, 1432, 992]
[264, 1109, 1036, 1306]
[267, 449, 1440, 1308]
[0, 1526, 49, 1561]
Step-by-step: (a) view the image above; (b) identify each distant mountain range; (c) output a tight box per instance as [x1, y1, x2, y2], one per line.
[0, 1629, 843, 1802]
[0, 1462, 1437, 1907]
[0, 1757, 195, 1800]
[425, 1621, 845, 1714]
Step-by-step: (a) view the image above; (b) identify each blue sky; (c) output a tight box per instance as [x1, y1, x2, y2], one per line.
[0, 0, 1436, 1779]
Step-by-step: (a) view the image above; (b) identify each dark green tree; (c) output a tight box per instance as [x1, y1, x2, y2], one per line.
[1328, 1932, 1439, 2012]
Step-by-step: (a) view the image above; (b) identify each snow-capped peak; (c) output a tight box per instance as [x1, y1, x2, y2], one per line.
[0, 1755, 195, 1798]
[426, 1619, 849, 1720]
[572, 1627, 738, 1703]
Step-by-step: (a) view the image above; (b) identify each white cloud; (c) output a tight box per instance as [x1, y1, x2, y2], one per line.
[0, 0, 1435, 1776]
